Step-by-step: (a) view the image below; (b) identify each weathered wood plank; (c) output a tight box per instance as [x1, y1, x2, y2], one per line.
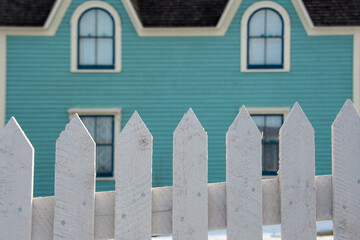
[279, 102, 316, 240]
[31, 175, 332, 239]
[332, 99, 360, 240]
[115, 111, 152, 240]
[0, 117, 34, 240]
[53, 114, 96, 240]
[226, 106, 262, 239]
[173, 108, 208, 240]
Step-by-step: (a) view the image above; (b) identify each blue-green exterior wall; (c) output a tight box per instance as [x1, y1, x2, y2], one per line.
[6, 0, 353, 197]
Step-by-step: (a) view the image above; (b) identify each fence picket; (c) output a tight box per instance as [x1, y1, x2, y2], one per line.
[0, 117, 34, 240]
[226, 106, 262, 239]
[53, 114, 96, 240]
[173, 108, 208, 240]
[115, 111, 152, 240]
[279, 103, 316, 240]
[332, 100, 360, 240]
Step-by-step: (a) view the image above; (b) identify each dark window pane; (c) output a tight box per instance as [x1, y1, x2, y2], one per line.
[96, 145, 113, 175]
[81, 116, 96, 139]
[252, 115, 265, 135]
[96, 117, 113, 144]
[264, 143, 279, 173]
[263, 116, 282, 142]
[80, 115, 114, 177]
[251, 114, 283, 175]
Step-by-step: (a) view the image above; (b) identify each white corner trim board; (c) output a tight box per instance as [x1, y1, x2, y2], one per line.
[291, 0, 360, 111]
[0, 33, 6, 129]
[121, 0, 242, 36]
[70, 1, 122, 73]
[0, 0, 71, 129]
[240, 1, 291, 73]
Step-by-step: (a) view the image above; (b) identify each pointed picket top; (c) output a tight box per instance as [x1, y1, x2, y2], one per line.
[227, 105, 261, 137]
[226, 106, 262, 240]
[173, 108, 208, 240]
[0, 117, 34, 240]
[332, 99, 360, 239]
[58, 113, 94, 144]
[115, 111, 153, 240]
[279, 102, 316, 240]
[0, 117, 33, 149]
[332, 99, 359, 127]
[174, 108, 205, 135]
[281, 102, 313, 133]
[53, 114, 96, 239]
[118, 111, 151, 140]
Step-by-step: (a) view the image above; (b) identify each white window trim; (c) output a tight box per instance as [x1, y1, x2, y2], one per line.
[246, 107, 290, 119]
[68, 108, 122, 180]
[241, 1, 291, 72]
[70, 1, 121, 73]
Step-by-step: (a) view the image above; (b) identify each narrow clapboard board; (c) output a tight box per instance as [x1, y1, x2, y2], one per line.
[53, 114, 96, 240]
[173, 108, 208, 240]
[279, 103, 316, 240]
[115, 111, 152, 240]
[226, 106, 262, 240]
[0, 117, 34, 240]
[332, 100, 360, 240]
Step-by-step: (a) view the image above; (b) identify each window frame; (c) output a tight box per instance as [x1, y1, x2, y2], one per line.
[68, 108, 122, 180]
[247, 8, 284, 69]
[241, 1, 290, 72]
[245, 107, 290, 177]
[77, 8, 115, 70]
[71, 1, 121, 73]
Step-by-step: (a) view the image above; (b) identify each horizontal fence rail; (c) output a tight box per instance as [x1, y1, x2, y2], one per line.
[0, 100, 359, 240]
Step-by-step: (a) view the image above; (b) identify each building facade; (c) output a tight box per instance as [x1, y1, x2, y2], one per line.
[0, 0, 359, 197]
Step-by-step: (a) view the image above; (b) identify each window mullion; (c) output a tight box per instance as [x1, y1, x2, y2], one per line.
[95, 9, 98, 66]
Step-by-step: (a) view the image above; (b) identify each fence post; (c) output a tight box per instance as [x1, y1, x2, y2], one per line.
[279, 103, 316, 240]
[0, 117, 34, 240]
[53, 114, 96, 240]
[115, 111, 152, 240]
[226, 106, 262, 240]
[173, 108, 208, 240]
[332, 100, 360, 240]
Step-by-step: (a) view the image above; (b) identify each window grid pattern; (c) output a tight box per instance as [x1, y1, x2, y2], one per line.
[251, 114, 283, 175]
[78, 8, 115, 69]
[247, 8, 284, 69]
[80, 115, 115, 177]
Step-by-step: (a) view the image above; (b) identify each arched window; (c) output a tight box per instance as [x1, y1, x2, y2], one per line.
[248, 8, 283, 69]
[78, 8, 115, 69]
[71, 1, 121, 72]
[241, 2, 290, 72]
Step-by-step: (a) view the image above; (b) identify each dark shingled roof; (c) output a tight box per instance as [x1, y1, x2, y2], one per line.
[303, 0, 360, 26]
[0, 0, 56, 27]
[130, 0, 229, 27]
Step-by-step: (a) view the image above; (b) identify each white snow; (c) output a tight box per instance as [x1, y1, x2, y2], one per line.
[152, 221, 334, 240]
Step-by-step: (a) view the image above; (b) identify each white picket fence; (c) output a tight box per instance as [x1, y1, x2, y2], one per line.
[0, 100, 359, 240]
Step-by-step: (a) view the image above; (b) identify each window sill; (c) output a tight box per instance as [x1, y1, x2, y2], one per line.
[241, 67, 290, 73]
[96, 176, 115, 181]
[71, 68, 121, 73]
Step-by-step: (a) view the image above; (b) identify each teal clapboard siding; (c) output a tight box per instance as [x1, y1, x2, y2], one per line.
[6, 0, 353, 197]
